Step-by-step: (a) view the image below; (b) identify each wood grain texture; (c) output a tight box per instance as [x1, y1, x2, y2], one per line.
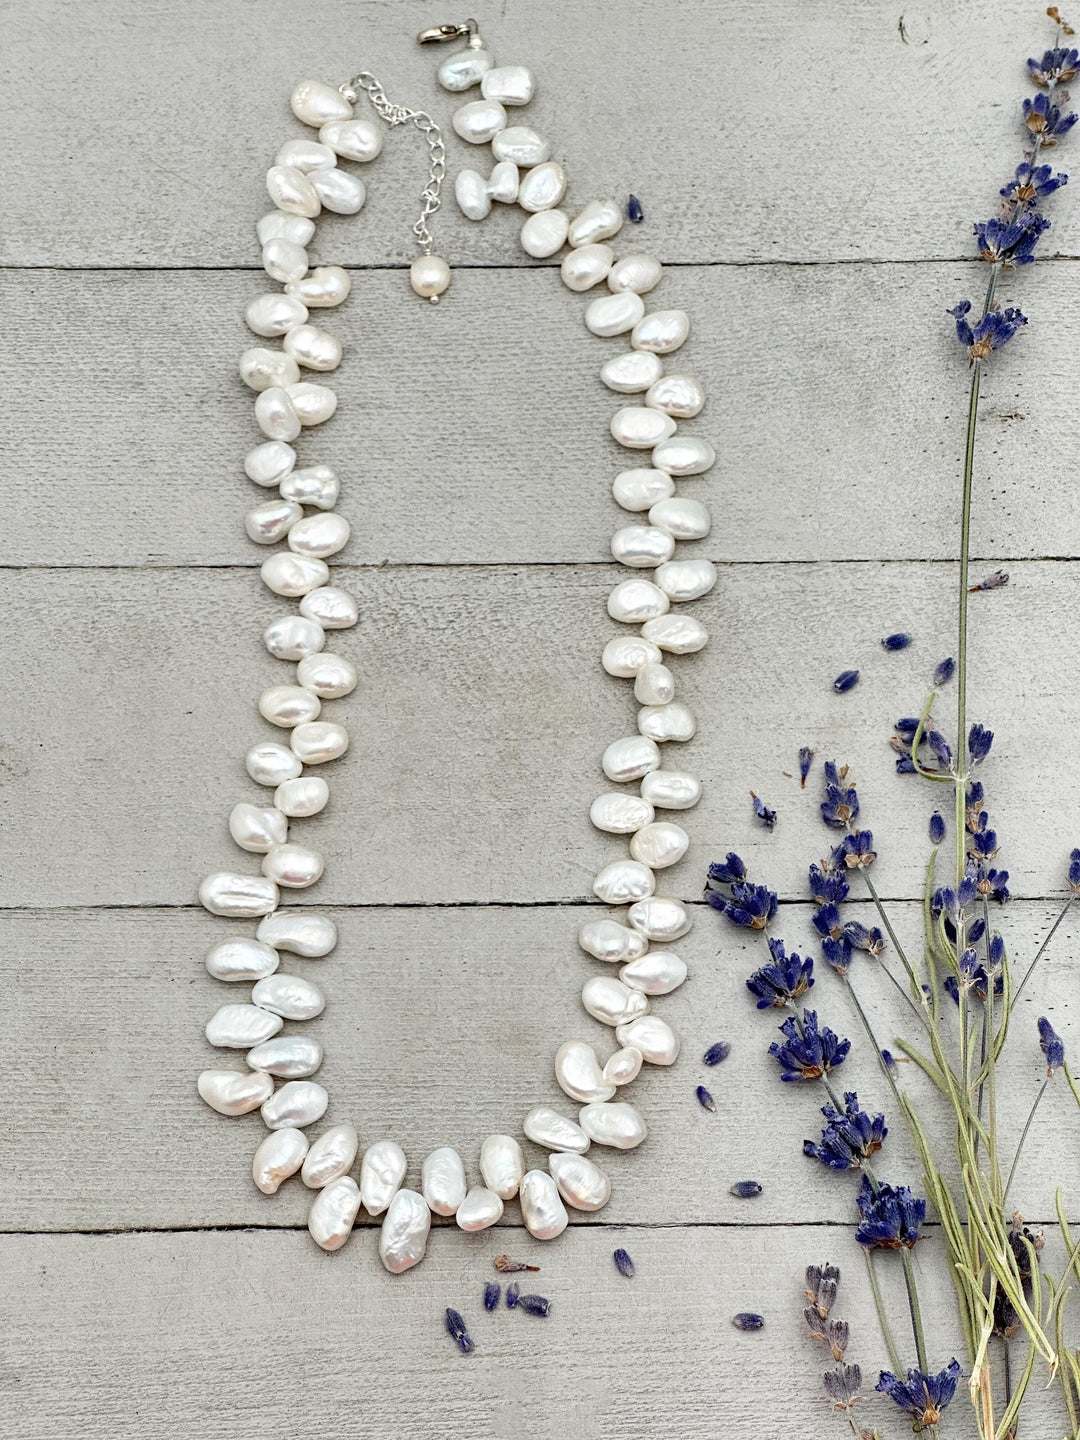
[3, 0, 1079, 268]
[3, 262, 1080, 567]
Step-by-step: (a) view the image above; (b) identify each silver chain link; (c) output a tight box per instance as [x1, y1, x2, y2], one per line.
[339, 72, 446, 254]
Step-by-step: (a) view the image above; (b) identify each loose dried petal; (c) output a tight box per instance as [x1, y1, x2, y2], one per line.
[969, 568, 1009, 592]
[730, 1180, 763, 1198]
[751, 791, 777, 831]
[696, 1084, 716, 1112]
[493, 1254, 539, 1273]
[505, 1281, 520, 1308]
[833, 669, 859, 693]
[703, 1041, 730, 1065]
[799, 746, 814, 787]
[613, 1247, 635, 1277]
[445, 1307, 474, 1353]
[483, 1281, 501, 1311]
[732, 1312, 765, 1330]
[517, 1293, 552, 1317]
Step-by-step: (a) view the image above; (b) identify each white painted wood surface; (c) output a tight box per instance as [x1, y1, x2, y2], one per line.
[4, 0, 1080, 1435]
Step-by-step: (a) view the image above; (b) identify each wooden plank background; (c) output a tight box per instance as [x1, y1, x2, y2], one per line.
[3, 1, 1080, 1435]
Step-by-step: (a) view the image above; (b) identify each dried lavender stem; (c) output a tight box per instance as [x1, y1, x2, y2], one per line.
[863, 1248, 905, 1377]
[1011, 895, 1079, 1004]
[1002, 1077, 1050, 1204]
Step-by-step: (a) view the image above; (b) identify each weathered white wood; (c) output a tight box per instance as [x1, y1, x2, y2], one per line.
[3, 263, 1079, 566]
[0, 561, 1074, 909]
[3, 0, 1078, 268]
[3, 901, 1077, 1231]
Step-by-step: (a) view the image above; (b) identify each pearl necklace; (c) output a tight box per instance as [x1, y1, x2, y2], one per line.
[196, 18, 714, 1272]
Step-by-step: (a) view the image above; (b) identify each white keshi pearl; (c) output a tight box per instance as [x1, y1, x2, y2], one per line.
[291, 721, 349, 764]
[246, 742, 302, 787]
[205, 937, 279, 983]
[593, 859, 655, 905]
[308, 1175, 362, 1253]
[481, 64, 535, 105]
[261, 842, 325, 889]
[409, 254, 451, 300]
[280, 464, 340, 509]
[612, 468, 674, 512]
[261, 552, 330, 597]
[253, 1127, 308, 1194]
[627, 895, 693, 940]
[258, 684, 321, 728]
[555, 1040, 616, 1103]
[319, 117, 383, 161]
[640, 770, 702, 810]
[641, 613, 710, 653]
[286, 382, 337, 426]
[247, 1035, 323, 1078]
[646, 373, 706, 418]
[205, 1003, 283, 1049]
[286, 266, 351, 308]
[577, 918, 649, 963]
[264, 614, 325, 662]
[288, 511, 350, 558]
[296, 652, 357, 699]
[310, 168, 366, 215]
[549, 1151, 612, 1211]
[649, 497, 711, 539]
[492, 126, 550, 166]
[262, 1079, 328, 1130]
[262, 239, 308, 284]
[252, 972, 325, 1020]
[283, 324, 342, 372]
[601, 634, 662, 676]
[568, 198, 624, 247]
[639, 701, 697, 743]
[361, 1139, 408, 1216]
[651, 436, 716, 476]
[256, 911, 337, 956]
[379, 1188, 431, 1273]
[611, 525, 674, 568]
[452, 98, 508, 143]
[299, 586, 358, 628]
[487, 159, 520, 202]
[631, 309, 690, 354]
[561, 242, 614, 291]
[607, 578, 669, 623]
[239, 348, 301, 392]
[246, 293, 309, 338]
[523, 1104, 590, 1154]
[422, 1146, 467, 1216]
[439, 46, 494, 91]
[655, 558, 718, 602]
[290, 79, 353, 127]
[581, 976, 649, 1028]
[519, 1170, 569, 1241]
[634, 662, 675, 705]
[456, 1186, 504, 1231]
[266, 164, 320, 219]
[607, 254, 663, 294]
[602, 1046, 644, 1086]
[198, 1069, 274, 1117]
[228, 802, 288, 853]
[585, 290, 645, 337]
[479, 1134, 524, 1200]
[616, 1015, 680, 1066]
[620, 951, 688, 995]
[245, 498, 302, 544]
[610, 407, 677, 450]
[275, 138, 336, 173]
[256, 212, 316, 247]
[255, 386, 300, 442]
[199, 872, 279, 918]
[601, 350, 664, 394]
[301, 1124, 359, 1188]
[244, 439, 296, 486]
[274, 775, 330, 817]
[630, 821, 690, 869]
[579, 1101, 648, 1150]
[589, 792, 654, 834]
[601, 734, 660, 783]
[520, 208, 568, 258]
[517, 160, 566, 212]
[455, 168, 493, 220]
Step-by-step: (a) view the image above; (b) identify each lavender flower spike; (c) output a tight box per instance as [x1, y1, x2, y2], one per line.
[768, 1009, 850, 1083]
[803, 1092, 887, 1170]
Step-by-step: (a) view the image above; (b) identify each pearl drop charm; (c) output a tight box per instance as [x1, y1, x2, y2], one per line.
[410, 254, 451, 301]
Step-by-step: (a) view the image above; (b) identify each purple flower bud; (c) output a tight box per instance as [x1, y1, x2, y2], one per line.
[732, 1312, 765, 1330]
[626, 193, 644, 222]
[445, 1308, 474, 1353]
[730, 1180, 763, 1198]
[483, 1281, 501, 1311]
[934, 657, 957, 686]
[833, 669, 859, 693]
[516, 1293, 551, 1317]
[799, 746, 814, 787]
[703, 1040, 731, 1064]
[696, 1084, 716, 1112]
[613, 1248, 635, 1278]
[929, 812, 946, 845]
[882, 632, 912, 650]
[505, 1281, 520, 1308]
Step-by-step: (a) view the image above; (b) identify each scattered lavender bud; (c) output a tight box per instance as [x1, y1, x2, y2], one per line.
[613, 1248, 635, 1278]
[934, 656, 956, 685]
[627, 193, 644, 222]
[516, 1293, 552, 1317]
[730, 1180, 763, 1198]
[703, 1041, 730, 1065]
[505, 1281, 520, 1308]
[444, 1308, 474, 1353]
[696, 1084, 716, 1112]
[969, 568, 1009, 592]
[732, 1312, 765, 1331]
[493, 1255, 539, 1273]
[750, 791, 777, 831]
[929, 811, 946, 844]
[833, 669, 859, 693]
[799, 746, 814, 788]
[882, 632, 912, 650]
[483, 1281, 501, 1311]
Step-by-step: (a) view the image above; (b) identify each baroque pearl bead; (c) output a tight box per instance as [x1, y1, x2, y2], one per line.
[630, 818, 689, 868]
[631, 309, 690, 354]
[310, 168, 366, 215]
[481, 64, 535, 105]
[256, 212, 315, 247]
[198, 1069, 274, 1116]
[607, 578, 669, 623]
[308, 1175, 362, 1252]
[255, 387, 300, 442]
[199, 872, 279, 918]
[379, 1188, 431, 1272]
[628, 895, 693, 940]
[639, 701, 697, 742]
[603, 1046, 644, 1085]
[245, 498, 302, 544]
[246, 293, 309, 338]
[261, 1079, 328, 1129]
[452, 98, 508, 143]
[641, 613, 709, 653]
[288, 511, 350, 559]
[620, 950, 688, 995]
[611, 525, 674, 568]
[568, 198, 624, 247]
[296, 652, 357, 699]
[253, 1127, 308, 1194]
[561, 243, 614, 291]
[361, 1139, 408, 1215]
[549, 1151, 612, 1211]
[634, 662, 675, 705]
[246, 1034, 323, 1078]
[205, 1003, 283, 1049]
[252, 972, 325, 1020]
[646, 374, 706, 418]
[410, 254, 451, 299]
[266, 165, 320, 218]
[479, 1134, 524, 1200]
[577, 918, 649, 963]
[240, 348, 300, 392]
[299, 586, 358, 628]
[274, 775, 330, 817]
[601, 350, 664, 394]
[438, 47, 494, 92]
[607, 254, 663, 294]
[285, 382, 337, 426]
[579, 1101, 648, 1149]
[290, 721, 349, 764]
[260, 552, 330, 597]
[585, 290, 644, 337]
[517, 160, 566, 211]
[520, 209, 568, 257]
[589, 792, 654, 833]
[640, 770, 702, 809]
[319, 118, 383, 161]
[280, 464, 340, 509]
[422, 1146, 467, 1216]
[256, 911, 337, 956]
[610, 407, 676, 449]
[264, 614, 325, 661]
[205, 937, 279, 983]
[655, 559, 718, 601]
[261, 842, 325, 888]
[228, 802, 288, 853]
[519, 1169, 569, 1240]
[245, 742, 302, 787]
[593, 859, 654, 904]
[616, 1015, 681, 1066]
[258, 684, 320, 728]
[649, 497, 711, 539]
[244, 440, 296, 486]
[290, 80, 353, 128]
[275, 138, 336, 173]
[492, 126, 550, 166]
[286, 266, 351, 308]
[652, 436, 716, 475]
[301, 1124, 359, 1188]
[456, 1186, 504, 1231]
[601, 735, 660, 783]
[283, 324, 342, 372]
[612, 468, 674, 511]
[581, 975, 649, 1027]
[555, 1040, 616, 1103]
[523, 1104, 590, 1153]
[601, 634, 661, 676]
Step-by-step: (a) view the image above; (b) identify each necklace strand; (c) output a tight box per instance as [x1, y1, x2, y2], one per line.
[196, 19, 715, 1271]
